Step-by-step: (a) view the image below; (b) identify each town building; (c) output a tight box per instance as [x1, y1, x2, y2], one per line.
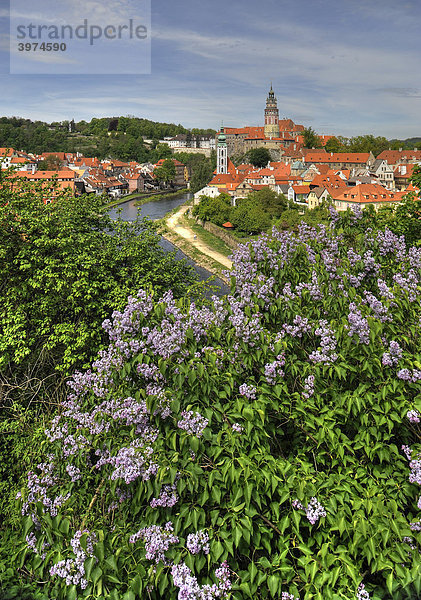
[220, 86, 305, 157]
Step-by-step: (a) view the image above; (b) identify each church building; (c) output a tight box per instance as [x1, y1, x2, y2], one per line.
[219, 85, 305, 157]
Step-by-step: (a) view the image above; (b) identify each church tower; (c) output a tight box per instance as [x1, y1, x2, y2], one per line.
[217, 125, 228, 174]
[264, 84, 280, 139]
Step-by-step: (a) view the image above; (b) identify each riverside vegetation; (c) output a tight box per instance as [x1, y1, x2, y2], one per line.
[2, 173, 420, 599]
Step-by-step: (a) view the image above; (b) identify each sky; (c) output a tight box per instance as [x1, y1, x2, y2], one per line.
[0, 0, 420, 138]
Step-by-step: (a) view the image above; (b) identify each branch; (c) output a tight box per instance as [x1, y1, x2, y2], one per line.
[80, 477, 106, 531]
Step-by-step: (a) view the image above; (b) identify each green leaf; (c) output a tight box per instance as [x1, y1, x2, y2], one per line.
[94, 541, 105, 562]
[268, 575, 279, 597]
[66, 585, 77, 600]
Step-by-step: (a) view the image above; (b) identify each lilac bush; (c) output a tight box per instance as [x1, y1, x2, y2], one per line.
[17, 222, 421, 600]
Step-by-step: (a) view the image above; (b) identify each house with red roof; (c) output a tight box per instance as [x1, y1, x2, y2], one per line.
[0, 147, 16, 169]
[394, 163, 416, 191]
[304, 152, 375, 170]
[329, 183, 404, 211]
[377, 149, 421, 167]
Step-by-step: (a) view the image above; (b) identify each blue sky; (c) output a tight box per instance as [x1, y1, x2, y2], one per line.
[0, 0, 420, 138]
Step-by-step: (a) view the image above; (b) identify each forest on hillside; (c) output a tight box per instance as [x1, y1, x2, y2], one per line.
[0, 116, 216, 163]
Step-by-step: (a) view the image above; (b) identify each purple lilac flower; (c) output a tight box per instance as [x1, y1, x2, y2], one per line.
[177, 411, 208, 437]
[293, 497, 326, 525]
[186, 530, 210, 555]
[402, 445, 412, 460]
[282, 593, 300, 600]
[150, 484, 178, 508]
[398, 369, 421, 383]
[309, 320, 338, 364]
[351, 205, 363, 222]
[403, 536, 417, 551]
[305, 497, 327, 525]
[409, 456, 421, 485]
[231, 423, 243, 433]
[227, 296, 263, 346]
[239, 383, 257, 400]
[356, 583, 370, 600]
[26, 532, 50, 560]
[377, 229, 406, 261]
[282, 315, 311, 338]
[215, 562, 232, 594]
[171, 561, 231, 599]
[377, 278, 394, 300]
[393, 269, 419, 302]
[66, 464, 81, 482]
[328, 205, 339, 223]
[264, 355, 285, 384]
[407, 410, 420, 424]
[347, 303, 370, 345]
[137, 362, 163, 382]
[382, 340, 403, 367]
[302, 375, 315, 399]
[130, 522, 178, 564]
[50, 530, 96, 589]
[363, 291, 390, 322]
[109, 440, 158, 484]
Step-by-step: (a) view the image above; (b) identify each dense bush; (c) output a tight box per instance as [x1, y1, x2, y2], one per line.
[14, 211, 421, 599]
[192, 194, 232, 226]
[0, 170, 200, 565]
[0, 171, 197, 376]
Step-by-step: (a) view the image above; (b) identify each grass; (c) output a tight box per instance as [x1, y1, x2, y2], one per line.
[182, 216, 233, 257]
[161, 226, 230, 282]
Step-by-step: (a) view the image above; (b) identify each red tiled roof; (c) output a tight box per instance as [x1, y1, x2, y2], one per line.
[305, 152, 371, 164]
[293, 185, 310, 194]
[0, 147, 15, 157]
[41, 152, 67, 160]
[394, 164, 416, 178]
[330, 183, 405, 203]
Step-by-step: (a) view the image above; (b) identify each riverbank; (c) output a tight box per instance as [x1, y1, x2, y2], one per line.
[105, 187, 188, 209]
[134, 187, 188, 207]
[160, 204, 233, 283]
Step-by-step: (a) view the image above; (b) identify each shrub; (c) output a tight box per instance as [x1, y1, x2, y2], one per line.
[15, 218, 421, 600]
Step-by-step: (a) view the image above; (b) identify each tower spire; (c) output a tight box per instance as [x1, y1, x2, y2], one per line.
[217, 121, 228, 175]
[264, 84, 279, 139]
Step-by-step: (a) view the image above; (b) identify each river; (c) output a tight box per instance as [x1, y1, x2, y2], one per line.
[108, 193, 230, 296]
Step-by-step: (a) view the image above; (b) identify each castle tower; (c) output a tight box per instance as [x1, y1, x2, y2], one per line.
[217, 125, 228, 174]
[264, 84, 280, 139]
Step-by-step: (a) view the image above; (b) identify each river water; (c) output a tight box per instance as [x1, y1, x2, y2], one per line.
[108, 193, 230, 296]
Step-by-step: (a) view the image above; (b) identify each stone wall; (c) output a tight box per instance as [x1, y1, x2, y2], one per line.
[197, 219, 239, 250]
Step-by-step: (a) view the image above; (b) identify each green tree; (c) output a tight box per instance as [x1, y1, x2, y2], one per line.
[0, 171, 197, 377]
[248, 188, 287, 218]
[303, 127, 322, 149]
[324, 137, 344, 153]
[38, 154, 64, 170]
[230, 197, 271, 234]
[247, 147, 271, 168]
[193, 193, 232, 226]
[190, 157, 214, 193]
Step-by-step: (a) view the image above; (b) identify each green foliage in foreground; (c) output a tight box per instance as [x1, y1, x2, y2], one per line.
[13, 216, 421, 600]
[0, 169, 200, 548]
[0, 170, 197, 376]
